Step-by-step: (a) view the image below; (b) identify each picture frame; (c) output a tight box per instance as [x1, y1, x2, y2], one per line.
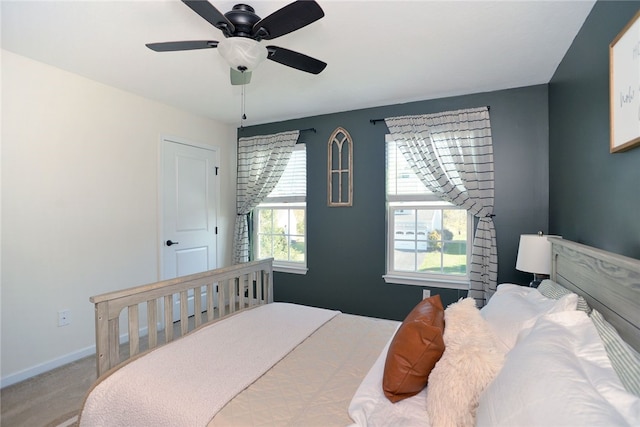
[327, 127, 353, 207]
[610, 10, 640, 153]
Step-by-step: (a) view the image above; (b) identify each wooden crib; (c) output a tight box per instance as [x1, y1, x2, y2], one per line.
[89, 258, 274, 377]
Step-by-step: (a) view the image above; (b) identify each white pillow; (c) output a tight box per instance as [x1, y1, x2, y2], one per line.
[476, 311, 640, 426]
[537, 279, 591, 313]
[480, 283, 578, 352]
[348, 325, 430, 427]
[591, 309, 640, 396]
[426, 298, 505, 427]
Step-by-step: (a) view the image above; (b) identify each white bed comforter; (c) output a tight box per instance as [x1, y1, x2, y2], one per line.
[211, 313, 400, 426]
[79, 303, 339, 427]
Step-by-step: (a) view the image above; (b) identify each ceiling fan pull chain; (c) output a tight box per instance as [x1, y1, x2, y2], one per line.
[241, 83, 247, 125]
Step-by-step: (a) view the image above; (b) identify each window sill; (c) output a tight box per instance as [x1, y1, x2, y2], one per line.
[383, 274, 469, 290]
[273, 264, 308, 275]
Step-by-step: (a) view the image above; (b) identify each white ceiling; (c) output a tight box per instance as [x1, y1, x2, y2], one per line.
[2, 0, 595, 126]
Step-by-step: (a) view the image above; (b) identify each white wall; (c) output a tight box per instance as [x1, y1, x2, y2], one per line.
[1, 50, 237, 385]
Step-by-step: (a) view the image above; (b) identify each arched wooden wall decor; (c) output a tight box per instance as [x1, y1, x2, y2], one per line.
[327, 127, 353, 207]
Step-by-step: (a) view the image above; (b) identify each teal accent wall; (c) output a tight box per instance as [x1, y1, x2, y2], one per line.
[240, 85, 550, 320]
[549, 1, 640, 259]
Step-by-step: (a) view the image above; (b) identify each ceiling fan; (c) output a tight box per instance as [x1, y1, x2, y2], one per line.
[146, 0, 327, 85]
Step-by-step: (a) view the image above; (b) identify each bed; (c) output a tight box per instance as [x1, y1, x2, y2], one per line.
[79, 239, 640, 426]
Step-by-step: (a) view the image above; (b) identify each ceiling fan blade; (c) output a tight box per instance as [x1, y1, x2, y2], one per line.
[182, 0, 235, 36]
[266, 46, 326, 74]
[252, 1, 324, 40]
[230, 69, 252, 85]
[146, 40, 218, 52]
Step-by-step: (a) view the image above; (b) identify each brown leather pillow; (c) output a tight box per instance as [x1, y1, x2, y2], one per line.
[383, 294, 445, 403]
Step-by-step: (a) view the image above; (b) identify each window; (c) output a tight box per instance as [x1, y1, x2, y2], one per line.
[384, 136, 471, 289]
[253, 144, 307, 274]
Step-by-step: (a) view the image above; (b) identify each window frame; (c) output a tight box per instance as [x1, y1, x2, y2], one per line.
[384, 136, 472, 290]
[252, 144, 307, 274]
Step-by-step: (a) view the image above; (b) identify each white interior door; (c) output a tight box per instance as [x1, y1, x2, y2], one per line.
[162, 138, 218, 320]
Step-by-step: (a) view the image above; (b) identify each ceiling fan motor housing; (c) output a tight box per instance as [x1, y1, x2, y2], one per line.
[224, 4, 261, 38]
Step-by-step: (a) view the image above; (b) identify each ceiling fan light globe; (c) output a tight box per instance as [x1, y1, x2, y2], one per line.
[217, 37, 267, 72]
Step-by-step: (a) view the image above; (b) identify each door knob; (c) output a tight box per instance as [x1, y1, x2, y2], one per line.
[166, 240, 179, 246]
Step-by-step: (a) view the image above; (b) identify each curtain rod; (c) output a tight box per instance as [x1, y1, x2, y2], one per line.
[238, 127, 316, 133]
[369, 106, 491, 124]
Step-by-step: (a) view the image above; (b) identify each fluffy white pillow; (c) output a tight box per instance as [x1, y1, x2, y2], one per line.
[476, 311, 640, 426]
[426, 298, 505, 427]
[480, 283, 577, 352]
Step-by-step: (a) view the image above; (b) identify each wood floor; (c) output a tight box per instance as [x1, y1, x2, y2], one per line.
[0, 354, 94, 427]
[1, 314, 204, 426]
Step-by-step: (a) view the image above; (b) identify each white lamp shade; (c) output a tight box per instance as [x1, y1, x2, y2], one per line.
[217, 37, 268, 72]
[516, 234, 561, 275]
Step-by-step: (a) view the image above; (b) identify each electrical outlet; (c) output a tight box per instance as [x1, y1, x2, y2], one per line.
[422, 289, 431, 299]
[58, 309, 71, 327]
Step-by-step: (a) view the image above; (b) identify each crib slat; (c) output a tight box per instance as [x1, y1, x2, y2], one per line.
[218, 282, 226, 317]
[240, 276, 246, 309]
[247, 273, 253, 307]
[128, 305, 140, 357]
[239, 277, 244, 309]
[180, 290, 188, 336]
[207, 283, 215, 321]
[229, 279, 236, 313]
[194, 287, 202, 328]
[164, 294, 173, 343]
[108, 319, 120, 367]
[147, 299, 158, 349]
[244, 274, 250, 307]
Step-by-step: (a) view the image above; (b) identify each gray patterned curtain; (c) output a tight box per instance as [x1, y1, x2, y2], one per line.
[385, 107, 496, 306]
[232, 130, 300, 264]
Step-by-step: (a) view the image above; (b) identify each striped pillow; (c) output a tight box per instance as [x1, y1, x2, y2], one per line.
[590, 309, 640, 397]
[537, 279, 591, 313]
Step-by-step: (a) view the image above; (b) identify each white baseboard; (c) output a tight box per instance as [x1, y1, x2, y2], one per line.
[0, 344, 95, 388]
[1, 326, 152, 388]
[57, 415, 79, 427]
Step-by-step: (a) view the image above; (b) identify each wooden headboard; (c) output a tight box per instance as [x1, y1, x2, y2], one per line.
[549, 237, 640, 352]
